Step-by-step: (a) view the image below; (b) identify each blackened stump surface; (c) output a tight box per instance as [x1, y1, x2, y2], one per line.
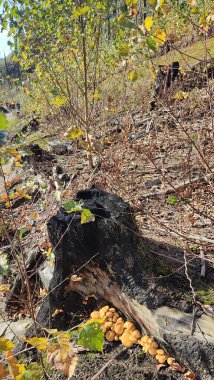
[37, 188, 214, 380]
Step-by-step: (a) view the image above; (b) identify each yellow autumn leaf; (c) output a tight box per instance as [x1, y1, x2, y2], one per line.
[29, 211, 38, 220]
[154, 29, 166, 45]
[149, 0, 157, 7]
[0, 338, 14, 352]
[4, 167, 11, 175]
[129, 70, 138, 81]
[14, 161, 23, 168]
[125, 0, 138, 6]
[93, 93, 101, 101]
[0, 284, 10, 292]
[26, 337, 49, 352]
[173, 91, 189, 100]
[157, 0, 165, 7]
[23, 87, 30, 95]
[8, 149, 22, 161]
[46, 247, 52, 257]
[67, 127, 83, 139]
[51, 96, 66, 107]
[145, 16, 153, 31]
[6, 351, 25, 379]
[22, 51, 27, 60]
[12, 55, 19, 63]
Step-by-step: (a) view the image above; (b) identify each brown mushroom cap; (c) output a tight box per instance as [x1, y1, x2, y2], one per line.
[141, 335, 150, 344]
[156, 354, 167, 364]
[128, 335, 138, 344]
[90, 311, 100, 320]
[123, 321, 135, 332]
[115, 323, 124, 335]
[131, 330, 141, 339]
[149, 347, 158, 356]
[106, 311, 113, 318]
[167, 357, 175, 366]
[157, 349, 165, 355]
[99, 306, 109, 318]
[143, 343, 150, 353]
[109, 308, 116, 313]
[150, 341, 158, 348]
[106, 331, 115, 342]
[104, 321, 113, 329]
[121, 335, 134, 347]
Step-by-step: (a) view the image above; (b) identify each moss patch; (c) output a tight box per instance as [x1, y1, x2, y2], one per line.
[196, 287, 214, 305]
[155, 266, 171, 276]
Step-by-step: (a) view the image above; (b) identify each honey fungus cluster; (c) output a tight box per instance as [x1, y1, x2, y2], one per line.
[90, 305, 175, 366]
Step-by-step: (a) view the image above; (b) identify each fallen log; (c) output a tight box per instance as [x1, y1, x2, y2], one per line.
[38, 188, 214, 380]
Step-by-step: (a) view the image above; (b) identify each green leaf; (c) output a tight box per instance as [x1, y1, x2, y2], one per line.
[18, 363, 43, 380]
[67, 127, 83, 139]
[0, 112, 9, 130]
[119, 18, 137, 29]
[71, 6, 90, 19]
[147, 36, 157, 52]
[118, 42, 129, 56]
[81, 209, 95, 224]
[19, 228, 29, 240]
[64, 200, 83, 213]
[78, 320, 104, 352]
[167, 195, 179, 206]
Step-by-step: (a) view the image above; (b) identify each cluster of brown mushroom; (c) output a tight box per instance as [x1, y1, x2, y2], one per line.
[90, 306, 141, 347]
[90, 305, 175, 366]
[139, 335, 171, 364]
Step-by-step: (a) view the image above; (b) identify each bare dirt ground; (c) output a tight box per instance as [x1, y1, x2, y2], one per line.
[0, 64, 213, 379]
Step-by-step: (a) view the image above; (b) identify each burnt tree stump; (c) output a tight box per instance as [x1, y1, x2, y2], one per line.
[39, 188, 214, 380]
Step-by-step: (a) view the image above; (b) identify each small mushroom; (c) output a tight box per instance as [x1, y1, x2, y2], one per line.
[131, 330, 141, 339]
[120, 334, 134, 347]
[139, 335, 150, 345]
[115, 323, 124, 335]
[90, 311, 100, 320]
[147, 338, 154, 344]
[156, 349, 165, 355]
[123, 321, 135, 332]
[99, 305, 109, 318]
[149, 347, 158, 356]
[150, 340, 158, 348]
[106, 331, 115, 342]
[109, 308, 116, 313]
[104, 321, 112, 329]
[167, 357, 175, 366]
[142, 343, 150, 353]
[112, 314, 119, 323]
[156, 354, 167, 364]
[106, 311, 113, 318]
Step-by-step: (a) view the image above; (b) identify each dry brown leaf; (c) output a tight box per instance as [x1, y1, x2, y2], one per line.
[47, 335, 78, 379]
[171, 362, 186, 372]
[185, 371, 196, 379]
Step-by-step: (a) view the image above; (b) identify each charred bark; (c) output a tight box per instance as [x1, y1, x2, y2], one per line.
[38, 188, 214, 380]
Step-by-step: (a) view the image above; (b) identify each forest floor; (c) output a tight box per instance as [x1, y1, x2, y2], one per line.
[0, 39, 214, 379]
